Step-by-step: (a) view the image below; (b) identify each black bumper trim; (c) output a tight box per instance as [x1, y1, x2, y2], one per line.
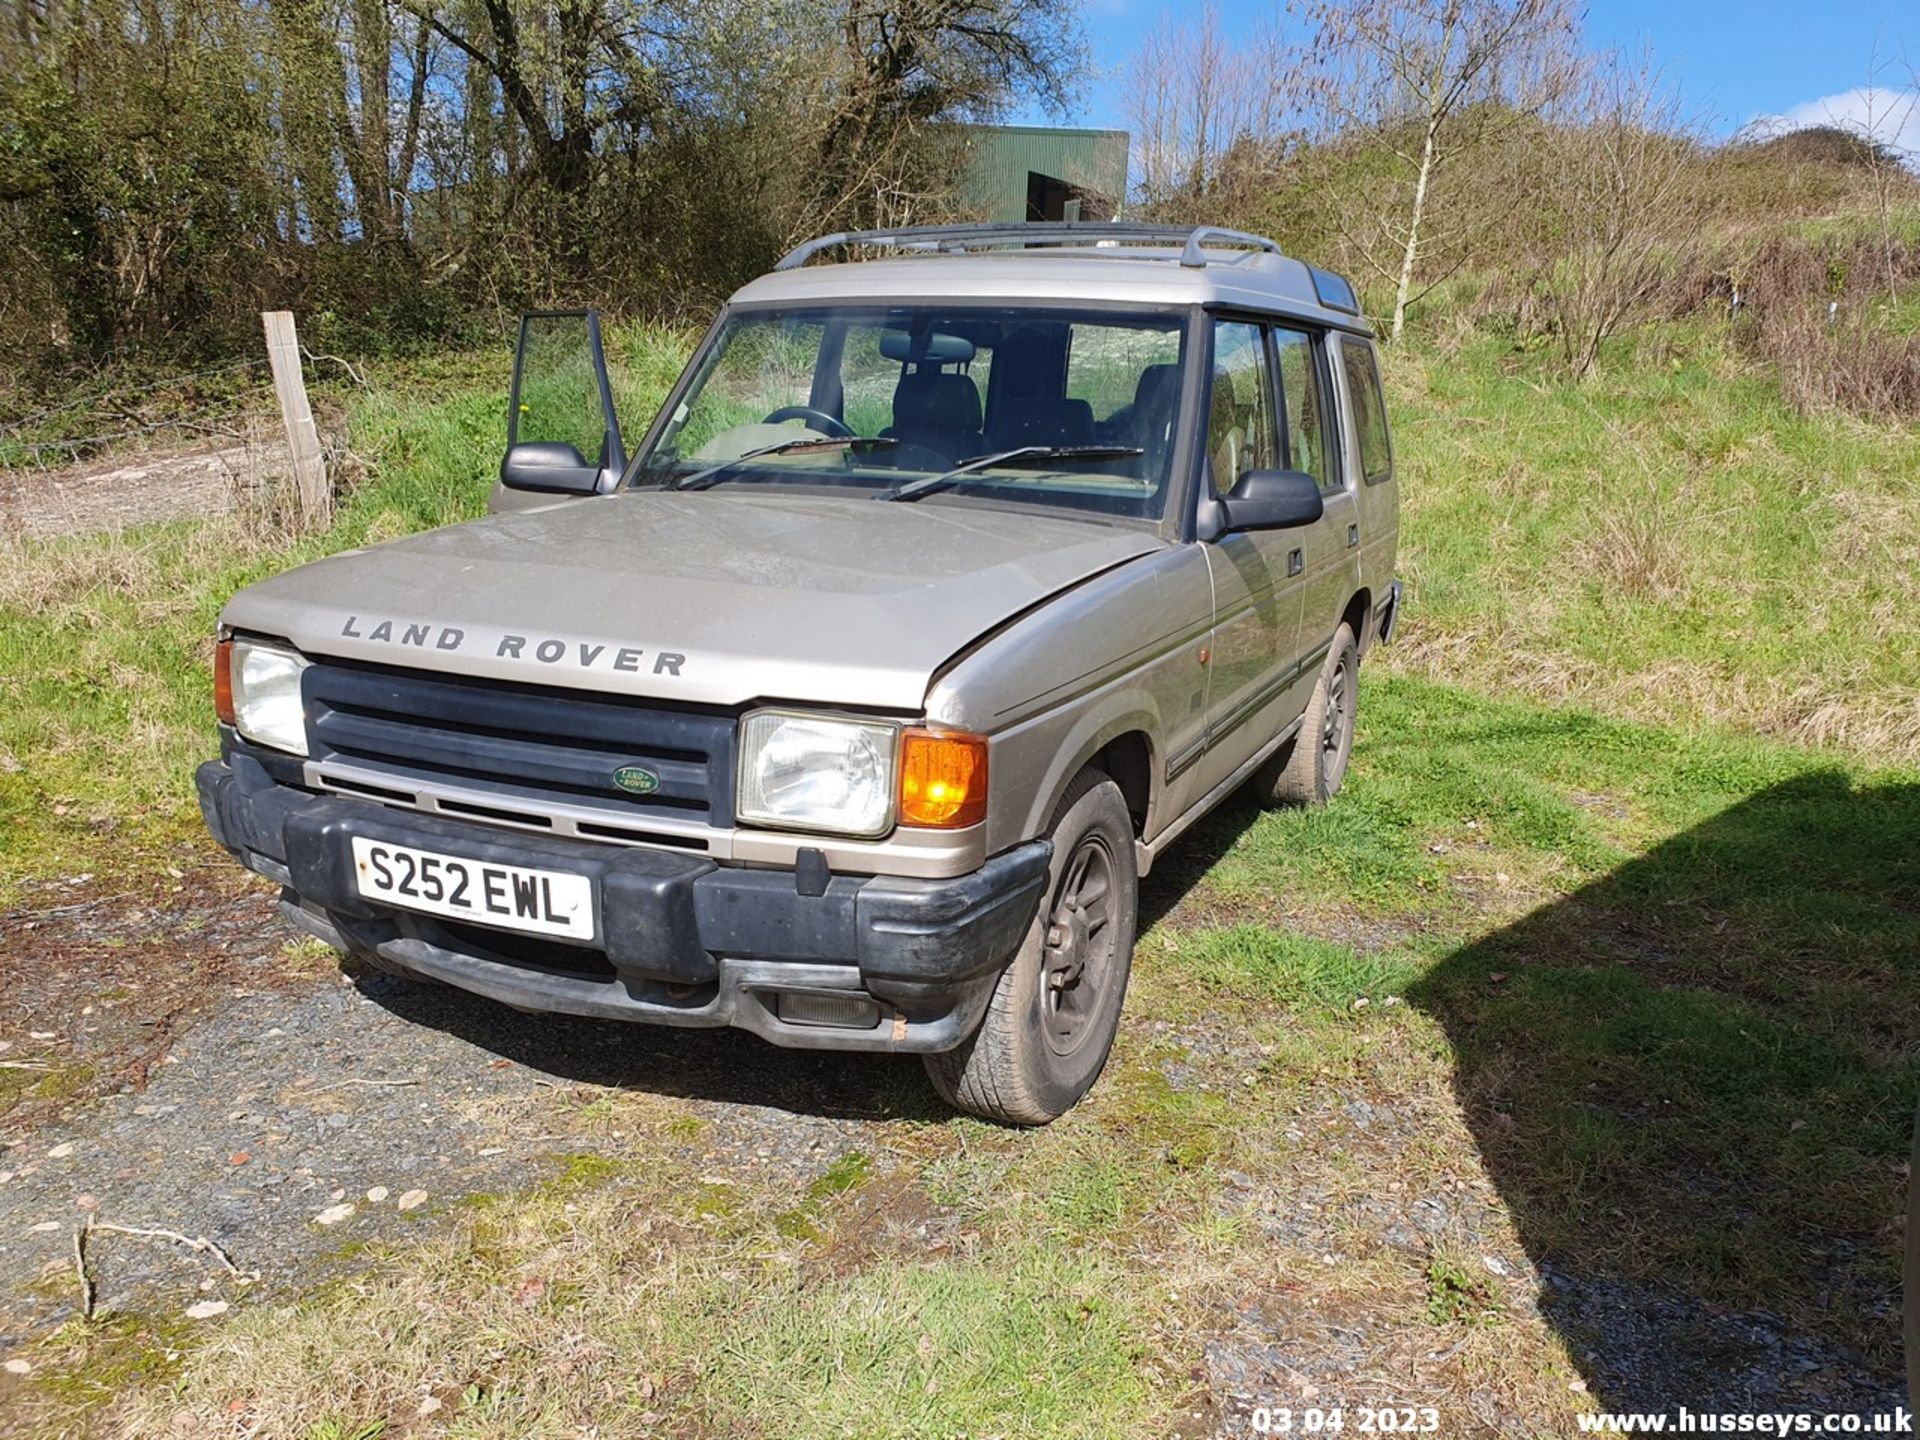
[198, 759, 1050, 1053]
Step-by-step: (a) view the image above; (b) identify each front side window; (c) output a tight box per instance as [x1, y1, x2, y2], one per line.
[1206, 320, 1277, 497]
[1340, 337, 1393, 484]
[631, 305, 1192, 521]
[513, 313, 617, 466]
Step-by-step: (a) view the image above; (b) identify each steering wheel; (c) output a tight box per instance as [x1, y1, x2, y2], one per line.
[763, 406, 852, 438]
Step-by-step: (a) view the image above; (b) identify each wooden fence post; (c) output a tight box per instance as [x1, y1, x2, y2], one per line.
[260, 310, 330, 527]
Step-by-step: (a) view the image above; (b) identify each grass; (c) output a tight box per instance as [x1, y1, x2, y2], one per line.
[1383, 318, 1920, 760]
[5, 307, 1920, 1430]
[99, 1131, 1157, 1438]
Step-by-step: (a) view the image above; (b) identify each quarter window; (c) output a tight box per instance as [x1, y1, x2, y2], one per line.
[1340, 338, 1393, 484]
[1207, 321, 1277, 496]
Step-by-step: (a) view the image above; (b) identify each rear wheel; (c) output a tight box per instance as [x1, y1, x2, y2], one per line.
[1254, 622, 1359, 808]
[924, 769, 1137, 1125]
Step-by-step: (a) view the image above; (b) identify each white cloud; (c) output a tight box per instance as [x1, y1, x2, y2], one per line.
[1751, 86, 1920, 160]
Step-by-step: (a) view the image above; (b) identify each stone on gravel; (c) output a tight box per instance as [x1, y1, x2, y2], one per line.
[397, 1189, 427, 1211]
[313, 1203, 355, 1226]
[184, 1300, 229, 1320]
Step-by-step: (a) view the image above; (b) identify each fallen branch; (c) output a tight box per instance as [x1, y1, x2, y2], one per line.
[73, 1216, 257, 1319]
[301, 348, 370, 390]
[72, 1222, 93, 1320]
[7, 892, 135, 921]
[317, 1077, 420, 1092]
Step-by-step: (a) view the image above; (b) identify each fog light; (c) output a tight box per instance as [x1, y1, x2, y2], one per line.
[776, 990, 881, 1030]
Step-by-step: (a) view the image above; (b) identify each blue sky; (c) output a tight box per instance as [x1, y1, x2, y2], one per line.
[1019, 0, 1920, 149]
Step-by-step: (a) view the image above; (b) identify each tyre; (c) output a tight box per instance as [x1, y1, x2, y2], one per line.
[924, 769, 1138, 1125]
[1254, 622, 1359, 808]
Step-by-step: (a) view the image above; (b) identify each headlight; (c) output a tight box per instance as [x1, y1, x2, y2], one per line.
[737, 710, 897, 837]
[228, 639, 310, 756]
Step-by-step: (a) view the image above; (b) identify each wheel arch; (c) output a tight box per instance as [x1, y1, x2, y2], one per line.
[1007, 705, 1163, 860]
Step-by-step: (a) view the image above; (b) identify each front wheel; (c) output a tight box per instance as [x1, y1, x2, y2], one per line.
[1254, 621, 1359, 808]
[924, 769, 1137, 1125]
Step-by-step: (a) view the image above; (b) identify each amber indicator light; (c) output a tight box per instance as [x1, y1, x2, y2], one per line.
[898, 728, 988, 829]
[214, 638, 235, 726]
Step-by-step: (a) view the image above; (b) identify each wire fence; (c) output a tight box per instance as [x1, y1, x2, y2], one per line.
[0, 355, 282, 471]
[0, 339, 365, 539]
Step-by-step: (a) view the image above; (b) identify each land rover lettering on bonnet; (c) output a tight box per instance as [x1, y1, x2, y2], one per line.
[196, 223, 1402, 1124]
[337, 616, 687, 676]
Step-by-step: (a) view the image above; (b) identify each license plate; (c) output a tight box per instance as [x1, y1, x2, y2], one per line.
[349, 837, 595, 941]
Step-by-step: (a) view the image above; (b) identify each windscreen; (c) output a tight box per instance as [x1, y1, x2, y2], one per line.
[630, 306, 1190, 521]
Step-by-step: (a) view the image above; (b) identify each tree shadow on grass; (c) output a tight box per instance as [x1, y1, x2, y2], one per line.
[1408, 771, 1920, 1411]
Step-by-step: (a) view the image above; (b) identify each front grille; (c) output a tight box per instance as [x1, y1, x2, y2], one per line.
[303, 660, 736, 827]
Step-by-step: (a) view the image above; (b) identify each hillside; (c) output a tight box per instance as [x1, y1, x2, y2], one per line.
[1383, 320, 1920, 758]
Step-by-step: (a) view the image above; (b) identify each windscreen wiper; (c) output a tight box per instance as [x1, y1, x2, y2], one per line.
[875, 445, 1144, 503]
[669, 435, 897, 492]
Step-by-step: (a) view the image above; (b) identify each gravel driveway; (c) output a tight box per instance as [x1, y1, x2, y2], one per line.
[0, 876, 927, 1360]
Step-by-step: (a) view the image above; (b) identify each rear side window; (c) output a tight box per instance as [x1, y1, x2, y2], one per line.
[1272, 326, 1330, 489]
[1340, 338, 1392, 484]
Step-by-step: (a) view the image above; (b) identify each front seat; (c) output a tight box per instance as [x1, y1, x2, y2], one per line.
[883, 370, 983, 462]
[1126, 362, 1180, 468]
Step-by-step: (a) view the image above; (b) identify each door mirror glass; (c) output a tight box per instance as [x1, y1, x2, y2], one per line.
[1221, 468, 1324, 531]
[502, 310, 623, 493]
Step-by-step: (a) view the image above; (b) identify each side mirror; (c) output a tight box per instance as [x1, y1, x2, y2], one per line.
[1220, 469, 1324, 531]
[501, 441, 602, 495]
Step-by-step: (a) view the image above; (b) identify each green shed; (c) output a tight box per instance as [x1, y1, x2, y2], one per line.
[954, 125, 1131, 223]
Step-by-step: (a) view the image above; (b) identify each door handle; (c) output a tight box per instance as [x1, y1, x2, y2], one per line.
[1348, 523, 1360, 548]
[1287, 548, 1303, 577]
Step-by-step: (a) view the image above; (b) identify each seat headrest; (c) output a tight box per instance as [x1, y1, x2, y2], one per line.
[1133, 363, 1179, 412]
[893, 371, 982, 432]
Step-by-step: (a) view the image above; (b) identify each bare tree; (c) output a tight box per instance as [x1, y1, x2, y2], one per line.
[1299, 0, 1577, 341]
[1532, 48, 1698, 379]
[1832, 49, 1920, 305]
[1126, 4, 1277, 213]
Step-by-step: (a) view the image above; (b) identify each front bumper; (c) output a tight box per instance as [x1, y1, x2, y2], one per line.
[197, 752, 1049, 1053]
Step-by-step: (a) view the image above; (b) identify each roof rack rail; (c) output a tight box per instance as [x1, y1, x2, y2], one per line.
[774, 222, 1286, 273]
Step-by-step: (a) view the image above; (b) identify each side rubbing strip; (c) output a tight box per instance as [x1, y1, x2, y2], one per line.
[1167, 633, 1335, 780]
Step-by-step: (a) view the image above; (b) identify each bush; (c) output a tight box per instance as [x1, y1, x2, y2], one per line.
[1761, 308, 1920, 421]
